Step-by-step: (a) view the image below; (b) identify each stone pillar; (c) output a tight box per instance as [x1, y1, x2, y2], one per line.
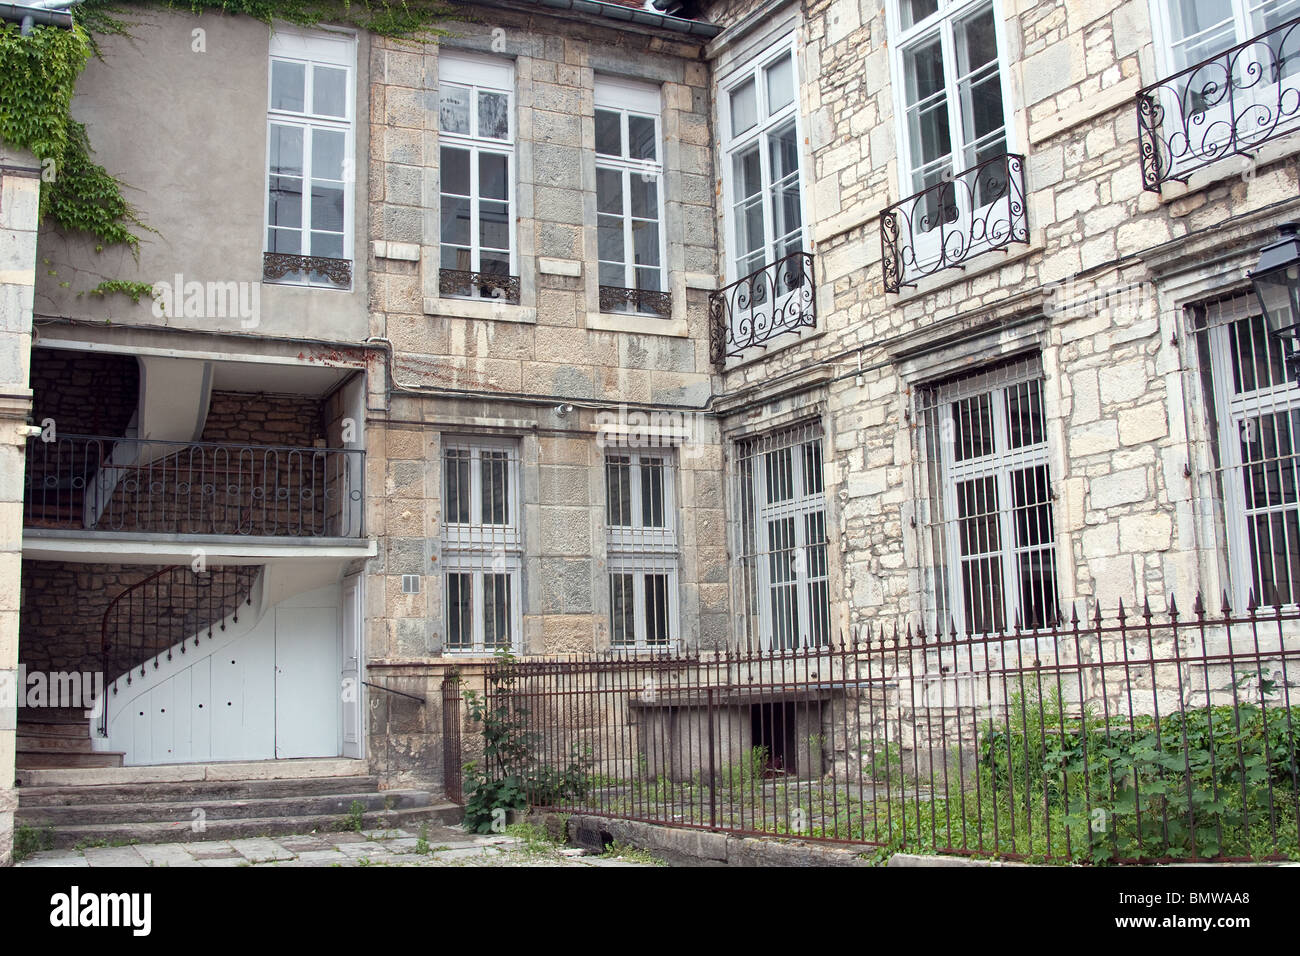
[0, 145, 40, 865]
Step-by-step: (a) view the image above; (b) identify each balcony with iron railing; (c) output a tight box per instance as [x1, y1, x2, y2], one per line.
[708, 251, 816, 368]
[1138, 16, 1300, 191]
[23, 435, 365, 540]
[881, 152, 1029, 293]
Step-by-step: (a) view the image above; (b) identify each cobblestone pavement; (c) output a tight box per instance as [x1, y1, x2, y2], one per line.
[15, 826, 658, 868]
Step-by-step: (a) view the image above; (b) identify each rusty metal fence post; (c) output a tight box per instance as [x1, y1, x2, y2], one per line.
[441, 672, 463, 804]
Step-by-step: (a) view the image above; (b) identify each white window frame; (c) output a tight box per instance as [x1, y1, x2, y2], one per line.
[594, 77, 667, 315]
[441, 437, 522, 654]
[264, 28, 357, 288]
[926, 366, 1058, 635]
[886, 0, 1016, 276]
[1204, 297, 1300, 609]
[605, 451, 679, 650]
[737, 425, 830, 650]
[719, 34, 808, 286]
[437, 52, 517, 297]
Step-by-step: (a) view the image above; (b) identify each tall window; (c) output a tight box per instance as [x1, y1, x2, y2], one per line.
[438, 53, 515, 300]
[605, 452, 678, 648]
[265, 29, 356, 288]
[1199, 294, 1300, 608]
[595, 78, 668, 317]
[722, 37, 804, 283]
[1156, 0, 1300, 75]
[735, 422, 830, 650]
[919, 358, 1058, 635]
[890, 0, 1012, 249]
[442, 438, 521, 653]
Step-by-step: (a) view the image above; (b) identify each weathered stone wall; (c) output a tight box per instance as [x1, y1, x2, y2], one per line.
[17, 562, 169, 674]
[199, 391, 325, 447]
[361, 8, 727, 783]
[703, 0, 1300, 637]
[30, 349, 139, 438]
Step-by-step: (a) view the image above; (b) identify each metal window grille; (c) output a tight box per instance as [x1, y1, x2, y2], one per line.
[1198, 294, 1300, 608]
[732, 420, 830, 651]
[916, 354, 1059, 636]
[605, 451, 679, 649]
[442, 438, 522, 653]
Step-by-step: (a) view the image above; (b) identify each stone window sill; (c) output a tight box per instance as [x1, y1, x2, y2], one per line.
[1156, 131, 1300, 205]
[423, 297, 537, 324]
[887, 229, 1045, 306]
[587, 311, 688, 338]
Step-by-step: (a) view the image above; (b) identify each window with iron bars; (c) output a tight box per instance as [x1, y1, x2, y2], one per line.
[442, 438, 521, 653]
[733, 421, 830, 650]
[1196, 293, 1300, 609]
[605, 451, 678, 649]
[917, 356, 1059, 635]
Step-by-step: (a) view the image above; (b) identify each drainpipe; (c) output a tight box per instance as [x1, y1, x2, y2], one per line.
[0, 3, 75, 29]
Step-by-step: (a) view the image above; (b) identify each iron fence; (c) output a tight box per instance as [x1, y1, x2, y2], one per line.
[881, 152, 1028, 294]
[708, 252, 816, 367]
[1138, 15, 1300, 191]
[475, 596, 1300, 863]
[23, 434, 364, 538]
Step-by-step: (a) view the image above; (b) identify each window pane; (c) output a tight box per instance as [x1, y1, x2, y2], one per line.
[445, 449, 471, 524]
[599, 262, 626, 288]
[271, 60, 306, 112]
[595, 109, 622, 156]
[596, 168, 624, 215]
[801, 439, 823, 495]
[1167, 0, 1237, 69]
[900, 0, 939, 29]
[479, 152, 509, 200]
[610, 573, 635, 645]
[730, 78, 757, 135]
[629, 176, 658, 221]
[481, 450, 510, 525]
[641, 457, 665, 528]
[440, 147, 471, 195]
[635, 266, 661, 293]
[270, 124, 304, 176]
[628, 114, 656, 161]
[479, 200, 510, 252]
[952, 393, 994, 461]
[598, 214, 625, 265]
[607, 456, 632, 526]
[447, 573, 472, 648]
[439, 84, 471, 135]
[632, 220, 660, 268]
[267, 227, 301, 254]
[441, 195, 471, 247]
[765, 55, 794, 114]
[310, 184, 345, 233]
[764, 447, 794, 503]
[767, 516, 799, 649]
[645, 574, 670, 645]
[312, 129, 345, 181]
[478, 90, 510, 140]
[268, 177, 303, 228]
[312, 65, 348, 117]
[484, 573, 512, 648]
[310, 231, 344, 259]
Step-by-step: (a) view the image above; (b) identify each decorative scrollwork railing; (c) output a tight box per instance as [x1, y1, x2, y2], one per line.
[708, 252, 816, 368]
[1138, 16, 1300, 191]
[881, 152, 1028, 294]
[262, 252, 352, 288]
[23, 435, 365, 538]
[599, 285, 672, 317]
[439, 268, 521, 305]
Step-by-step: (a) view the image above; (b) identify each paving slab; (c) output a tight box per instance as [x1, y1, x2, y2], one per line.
[82, 846, 148, 867]
[228, 838, 296, 863]
[186, 841, 242, 860]
[293, 849, 348, 865]
[134, 844, 202, 867]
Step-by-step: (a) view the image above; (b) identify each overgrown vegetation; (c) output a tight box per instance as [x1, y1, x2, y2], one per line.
[461, 652, 594, 834]
[13, 825, 54, 862]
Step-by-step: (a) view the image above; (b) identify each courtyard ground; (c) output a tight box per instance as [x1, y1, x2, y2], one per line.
[14, 823, 662, 868]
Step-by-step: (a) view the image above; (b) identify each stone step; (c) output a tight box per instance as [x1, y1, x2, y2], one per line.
[16, 750, 125, 769]
[16, 732, 95, 753]
[17, 789, 435, 826]
[21, 804, 463, 849]
[14, 756, 367, 789]
[16, 720, 91, 737]
[18, 774, 384, 807]
[16, 708, 93, 725]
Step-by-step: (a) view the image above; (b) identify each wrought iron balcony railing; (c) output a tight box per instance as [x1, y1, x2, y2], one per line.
[262, 252, 352, 288]
[881, 152, 1028, 293]
[24, 435, 365, 539]
[599, 285, 672, 317]
[1138, 16, 1300, 191]
[439, 268, 521, 305]
[708, 251, 816, 368]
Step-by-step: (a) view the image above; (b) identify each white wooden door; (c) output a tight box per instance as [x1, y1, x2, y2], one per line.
[274, 605, 340, 758]
[340, 573, 363, 758]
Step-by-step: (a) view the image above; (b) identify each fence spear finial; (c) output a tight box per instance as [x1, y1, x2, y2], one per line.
[1221, 589, 1232, 617]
